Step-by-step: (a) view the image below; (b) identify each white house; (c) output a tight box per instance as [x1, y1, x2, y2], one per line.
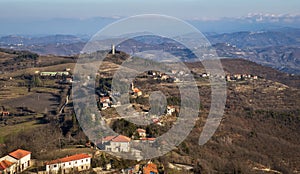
[166, 106, 176, 116]
[101, 135, 131, 152]
[46, 154, 91, 174]
[1, 149, 32, 173]
[0, 159, 17, 174]
[100, 97, 111, 110]
[136, 128, 146, 138]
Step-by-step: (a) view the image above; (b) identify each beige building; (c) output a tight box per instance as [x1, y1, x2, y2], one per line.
[46, 154, 91, 174]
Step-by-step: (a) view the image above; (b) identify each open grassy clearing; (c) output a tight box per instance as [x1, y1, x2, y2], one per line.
[2, 92, 59, 113]
[0, 62, 75, 78]
[0, 86, 28, 100]
[0, 119, 44, 143]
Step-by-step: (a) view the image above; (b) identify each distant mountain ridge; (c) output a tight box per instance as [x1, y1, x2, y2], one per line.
[0, 34, 87, 45]
[0, 28, 299, 74]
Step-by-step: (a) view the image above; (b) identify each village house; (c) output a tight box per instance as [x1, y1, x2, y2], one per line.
[1, 111, 9, 117]
[0, 149, 31, 173]
[0, 159, 16, 174]
[234, 74, 242, 80]
[143, 162, 158, 174]
[100, 97, 110, 103]
[201, 73, 210, 78]
[131, 83, 143, 97]
[45, 154, 91, 174]
[99, 96, 111, 110]
[40, 71, 69, 77]
[133, 88, 142, 97]
[226, 75, 232, 81]
[136, 128, 146, 138]
[100, 135, 131, 153]
[166, 106, 176, 116]
[160, 74, 170, 81]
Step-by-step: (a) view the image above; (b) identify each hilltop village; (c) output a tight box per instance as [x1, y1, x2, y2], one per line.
[0, 47, 299, 174]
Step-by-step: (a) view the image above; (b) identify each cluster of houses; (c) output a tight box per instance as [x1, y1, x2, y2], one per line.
[193, 71, 259, 82]
[123, 161, 158, 174]
[0, 149, 31, 174]
[37, 71, 70, 77]
[0, 149, 92, 174]
[45, 154, 91, 174]
[147, 70, 173, 82]
[99, 128, 156, 154]
[225, 74, 258, 82]
[34, 68, 73, 83]
[0, 147, 159, 174]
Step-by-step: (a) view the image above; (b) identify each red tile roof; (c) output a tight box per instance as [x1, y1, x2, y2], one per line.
[0, 160, 14, 170]
[102, 135, 131, 142]
[102, 136, 115, 142]
[100, 97, 110, 103]
[140, 138, 156, 141]
[47, 154, 91, 165]
[136, 128, 146, 133]
[112, 135, 131, 142]
[133, 88, 141, 93]
[9, 149, 31, 160]
[143, 163, 158, 174]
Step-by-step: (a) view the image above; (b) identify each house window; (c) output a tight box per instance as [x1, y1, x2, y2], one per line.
[86, 159, 88, 162]
[54, 164, 57, 168]
[81, 166, 84, 169]
[69, 162, 71, 165]
[81, 160, 83, 163]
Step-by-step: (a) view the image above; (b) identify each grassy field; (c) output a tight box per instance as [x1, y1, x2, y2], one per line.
[0, 119, 44, 143]
[0, 86, 28, 101]
[3, 92, 59, 113]
[0, 62, 75, 78]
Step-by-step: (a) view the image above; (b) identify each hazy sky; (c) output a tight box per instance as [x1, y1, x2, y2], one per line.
[0, 0, 299, 20]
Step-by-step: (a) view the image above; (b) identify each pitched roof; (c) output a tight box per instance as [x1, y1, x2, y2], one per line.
[136, 128, 146, 133]
[100, 97, 110, 103]
[112, 135, 131, 142]
[103, 135, 131, 143]
[46, 154, 91, 165]
[0, 160, 14, 170]
[133, 88, 141, 93]
[102, 136, 115, 142]
[143, 162, 158, 174]
[140, 138, 156, 141]
[9, 149, 31, 160]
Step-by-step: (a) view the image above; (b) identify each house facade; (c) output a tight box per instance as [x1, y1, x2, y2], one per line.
[46, 154, 91, 174]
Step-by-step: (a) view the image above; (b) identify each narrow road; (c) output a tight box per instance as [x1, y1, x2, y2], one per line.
[59, 95, 69, 114]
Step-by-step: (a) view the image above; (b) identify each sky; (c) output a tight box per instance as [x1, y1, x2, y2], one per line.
[0, 0, 299, 20]
[0, 0, 299, 35]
